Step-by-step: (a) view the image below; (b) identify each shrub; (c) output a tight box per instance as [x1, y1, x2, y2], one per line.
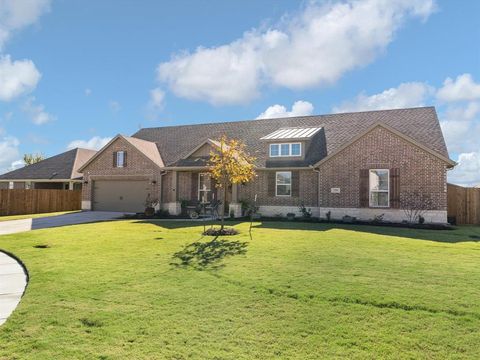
[298, 204, 312, 219]
[325, 211, 331, 222]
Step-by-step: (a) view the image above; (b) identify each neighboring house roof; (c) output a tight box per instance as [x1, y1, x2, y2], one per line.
[78, 134, 164, 172]
[132, 106, 451, 168]
[0, 148, 97, 180]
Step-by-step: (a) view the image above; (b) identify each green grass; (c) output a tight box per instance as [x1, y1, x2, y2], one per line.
[0, 211, 79, 222]
[0, 220, 479, 359]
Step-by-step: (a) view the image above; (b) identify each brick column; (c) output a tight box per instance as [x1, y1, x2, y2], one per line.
[229, 183, 242, 218]
[168, 170, 181, 215]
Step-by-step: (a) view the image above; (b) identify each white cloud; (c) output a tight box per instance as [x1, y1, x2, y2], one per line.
[448, 152, 480, 186]
[333, 82, 432, 113]
[109, 100, 121, 113]
[84, 88, 92, 96]
[0, 55, 41, 101]
[0, 0, 51, 50]
[21, 96, 54, 125]
[256, 100, 314, 119]
[67, 136, 112, 151]
[439, 102, 480, 153]
[0, 135, 20, 174]
[146, 87, 165, 120]
[10, 159, 23, 170]
[437, 74, 480, 103]
[157, 0, 436, 105]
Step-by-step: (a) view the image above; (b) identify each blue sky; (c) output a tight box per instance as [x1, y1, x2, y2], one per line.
[0, 0, 479, 184]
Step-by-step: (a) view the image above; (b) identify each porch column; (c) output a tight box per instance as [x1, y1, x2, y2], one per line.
[168, 170, 181, 215]
[229, 183, 242, 218]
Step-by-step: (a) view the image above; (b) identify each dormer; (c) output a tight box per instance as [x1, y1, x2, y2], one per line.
[261, 127, 322, 160]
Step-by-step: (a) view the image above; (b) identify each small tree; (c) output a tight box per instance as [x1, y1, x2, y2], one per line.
[208, 136, 256, 230]
[23, 153, 45, 165]
[402, 191, 433, 224]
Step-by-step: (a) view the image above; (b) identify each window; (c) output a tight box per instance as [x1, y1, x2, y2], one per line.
[116, 151, 125, 167]
[369, 169, 389, 207]
[291, 143, 301, 156]
[270, 144, 279, 156]
[198, 173, 212, 203]
[269, 143, 302, 157]
[276, 171, 292, 196]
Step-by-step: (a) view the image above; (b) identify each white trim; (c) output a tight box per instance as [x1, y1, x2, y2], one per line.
[275, 171, 292, 197]
[116, 151, 125, 168]
[269, 143, 302, 157]
[369, 169, 390, 208]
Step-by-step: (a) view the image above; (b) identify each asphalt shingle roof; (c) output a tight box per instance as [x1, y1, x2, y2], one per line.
[132, 107, 449, 168]
[0, 148, 97, 180]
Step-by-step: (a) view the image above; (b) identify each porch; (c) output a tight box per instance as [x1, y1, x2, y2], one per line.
[160, 170, 242, 217]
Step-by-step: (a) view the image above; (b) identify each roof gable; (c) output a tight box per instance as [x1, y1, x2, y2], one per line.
[77, 135, 164, 172]
[313, 123, 456, 168]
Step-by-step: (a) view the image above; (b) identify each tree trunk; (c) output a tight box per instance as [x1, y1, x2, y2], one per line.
[221, 184, 227, 230]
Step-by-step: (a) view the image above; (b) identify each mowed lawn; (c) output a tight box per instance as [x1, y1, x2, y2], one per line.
[0, 220, 479, 359]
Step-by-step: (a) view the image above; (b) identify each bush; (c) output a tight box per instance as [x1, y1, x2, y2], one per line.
[155, 209, 170, 218]
[298, 204, 312, 219]
[286, 212, 296, 221]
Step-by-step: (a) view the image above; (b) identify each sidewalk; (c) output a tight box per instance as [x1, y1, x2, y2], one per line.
[0, 252, 28, 326]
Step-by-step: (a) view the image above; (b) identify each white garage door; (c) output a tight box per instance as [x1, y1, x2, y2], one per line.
[93, 180, 150, 213]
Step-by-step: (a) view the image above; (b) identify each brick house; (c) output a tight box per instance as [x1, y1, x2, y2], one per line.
[78, 107, 455, 223]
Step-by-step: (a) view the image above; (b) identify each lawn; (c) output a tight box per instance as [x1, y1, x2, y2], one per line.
[0, 211, 80, 222]
[0, 220, 479, 359]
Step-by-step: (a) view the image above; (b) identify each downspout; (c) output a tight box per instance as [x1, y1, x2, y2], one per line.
[159, 170, 167, 208]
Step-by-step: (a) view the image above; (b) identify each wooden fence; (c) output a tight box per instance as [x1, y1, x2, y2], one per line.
[447, 184, 480, 225]
[0, 189, 81, 216]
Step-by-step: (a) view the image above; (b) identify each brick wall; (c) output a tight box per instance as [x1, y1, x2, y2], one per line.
[81, 137, 163, 204]
[238, 169, 318, 207]
[317, 127, 448, 211]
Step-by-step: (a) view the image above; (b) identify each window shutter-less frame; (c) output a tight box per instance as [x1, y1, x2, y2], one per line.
[267, 172, 276, 197]
[390, 168, 400, 208]
[113, 151, 117, 167]
[291, 171, 299, 197]
[359, 169, 369, 208]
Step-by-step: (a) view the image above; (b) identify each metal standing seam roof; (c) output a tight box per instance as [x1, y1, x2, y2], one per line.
[260, 127, 322, 140]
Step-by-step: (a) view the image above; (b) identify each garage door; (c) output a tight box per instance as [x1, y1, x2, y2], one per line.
[93, 180, 150, 212]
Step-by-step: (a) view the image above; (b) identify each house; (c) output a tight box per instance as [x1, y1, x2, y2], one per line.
[78, 106, 455, 223]
[0, 148, 97, 190]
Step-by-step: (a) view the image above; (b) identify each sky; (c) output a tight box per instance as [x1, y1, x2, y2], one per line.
[0, 0, 479, 185]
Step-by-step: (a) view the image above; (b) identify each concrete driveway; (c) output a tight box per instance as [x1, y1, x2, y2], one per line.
[0, 211, 125, 236]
